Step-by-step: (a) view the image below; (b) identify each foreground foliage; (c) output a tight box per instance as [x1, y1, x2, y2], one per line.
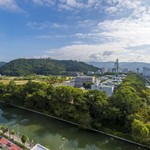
[0, 73, 150, 146]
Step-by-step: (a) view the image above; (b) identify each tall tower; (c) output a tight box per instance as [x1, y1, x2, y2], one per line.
[114, 59, 119, 75]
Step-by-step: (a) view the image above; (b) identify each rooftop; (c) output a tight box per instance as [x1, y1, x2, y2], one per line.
[31, 144, 49, 150]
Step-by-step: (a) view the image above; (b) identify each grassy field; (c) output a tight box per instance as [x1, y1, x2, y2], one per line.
[0, 76, 45, 85]
[0, 79, 29, 85]
[0, 75, 70, 85]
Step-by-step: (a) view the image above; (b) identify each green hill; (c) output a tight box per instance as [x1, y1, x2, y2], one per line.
[0, 58, 99, 76]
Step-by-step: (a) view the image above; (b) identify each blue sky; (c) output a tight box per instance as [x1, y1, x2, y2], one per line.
[0, 0, 150, 62]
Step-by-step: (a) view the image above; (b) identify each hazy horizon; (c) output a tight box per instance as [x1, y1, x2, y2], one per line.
[1, 57, 150, 64]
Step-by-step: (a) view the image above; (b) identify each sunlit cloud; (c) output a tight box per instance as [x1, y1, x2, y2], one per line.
[46, 43, 150, 62]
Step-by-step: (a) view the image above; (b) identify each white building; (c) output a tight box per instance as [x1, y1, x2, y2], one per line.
[91, 84, 114, 96]
[31, 144, 49, 150]
[111, 76, 122, 85]
[74, 76, 95, 87]
[143, 67, 150, 77]
[95, 70, 102, 75]
[87, 71, 95, 75]
[101, 68, 109, 73]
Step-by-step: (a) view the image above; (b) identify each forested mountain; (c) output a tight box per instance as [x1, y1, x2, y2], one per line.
[0, 58, 99, 76]
[0, 62, 6, 67]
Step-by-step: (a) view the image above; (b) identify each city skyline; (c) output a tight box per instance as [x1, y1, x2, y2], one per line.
[0, 0, 150, 62]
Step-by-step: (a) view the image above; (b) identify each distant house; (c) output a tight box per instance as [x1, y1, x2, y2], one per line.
[95, 70, 102, 75]
[111, 76, 122, 85]
[91, 75, 125, 96]
[91, 84, 114, 96]
[74, 76, 95, 87]
[87, 71, 95, 75]
[63, 71, 84, 76]
[100, 68, 109, 73]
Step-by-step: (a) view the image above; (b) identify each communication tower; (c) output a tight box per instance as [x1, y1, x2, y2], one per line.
[114, 59, 119, 75]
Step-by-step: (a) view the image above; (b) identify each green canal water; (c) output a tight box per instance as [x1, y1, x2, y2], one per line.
[0, 104, 146, 150]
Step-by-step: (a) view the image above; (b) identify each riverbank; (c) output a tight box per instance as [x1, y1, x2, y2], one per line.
[1, 101, 149, 150]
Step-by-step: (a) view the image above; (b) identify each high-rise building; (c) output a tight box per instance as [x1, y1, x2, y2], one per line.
[143, 67, 150, 77]
[114, 59, 119, 74]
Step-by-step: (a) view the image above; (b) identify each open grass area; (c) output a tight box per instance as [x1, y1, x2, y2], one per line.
[0, 79, 45, 85]
[0, 75, 69, 85]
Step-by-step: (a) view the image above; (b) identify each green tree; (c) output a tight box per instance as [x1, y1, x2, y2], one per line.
[85, 90, 108, 128]
[21, 134, 28, 144]
[83, 82, 92, 89]
[7, 80, 17, 93]
[131, 119, 149, 143]
[1, 126, 8, 133]
[10, 130, 16, 139]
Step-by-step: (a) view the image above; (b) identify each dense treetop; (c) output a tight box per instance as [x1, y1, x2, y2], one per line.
[0, 58, 98, 76]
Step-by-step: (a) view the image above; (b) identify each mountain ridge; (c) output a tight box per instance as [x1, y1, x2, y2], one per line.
[0, 58, 99, 76]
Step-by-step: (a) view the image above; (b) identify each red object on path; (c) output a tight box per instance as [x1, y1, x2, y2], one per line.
[0, 137, 22, 150]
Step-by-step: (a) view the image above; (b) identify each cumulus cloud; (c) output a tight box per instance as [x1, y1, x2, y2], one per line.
[0, 0, 23, 12]
[104, 0, 141, 14]
[46, 44, 127, 61]
[96, 11, 150, 47]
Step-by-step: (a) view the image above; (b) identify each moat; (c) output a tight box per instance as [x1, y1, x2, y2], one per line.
[0, 104, 146, 150]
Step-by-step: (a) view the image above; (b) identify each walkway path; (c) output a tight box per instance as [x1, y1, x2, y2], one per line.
[0, 136, 22, 150]
[3, 131, 35, 149]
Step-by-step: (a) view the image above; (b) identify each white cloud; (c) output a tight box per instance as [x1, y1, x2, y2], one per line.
[0, 0, 23, 12]
[96, 11, 150, 47]
[58, 0, 84, 10]
[27, 21, 70, 30]
[58, 0, 101, 10]
[87, 0, 101, 8]
[46, 44, 127, 61]
[105, 0, 141, 14]
[46, 42, 150, 62]
[32, 0, 54, 6]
